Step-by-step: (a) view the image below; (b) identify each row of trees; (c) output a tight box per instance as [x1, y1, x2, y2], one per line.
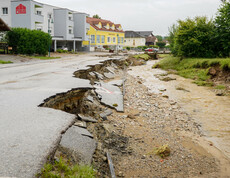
[169, 1, 230, 58]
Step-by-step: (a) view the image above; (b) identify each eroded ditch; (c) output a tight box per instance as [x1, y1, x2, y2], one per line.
[38, 55, 149, 177]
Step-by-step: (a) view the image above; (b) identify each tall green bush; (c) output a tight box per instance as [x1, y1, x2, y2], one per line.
[171, 17, 215, 58]
[156, 42, 166, 48]
[7, 28, 52, 55]
[215, 1, 230, 57]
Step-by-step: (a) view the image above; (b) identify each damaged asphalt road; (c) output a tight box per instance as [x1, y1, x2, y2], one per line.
[0, 53, 125, 177]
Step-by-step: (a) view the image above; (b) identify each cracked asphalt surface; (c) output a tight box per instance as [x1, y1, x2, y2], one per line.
[0, 53, 111, 177]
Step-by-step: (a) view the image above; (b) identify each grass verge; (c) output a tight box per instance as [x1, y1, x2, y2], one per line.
[0, 60, 13, 64]
[134, 54, 151, 61]
[38, 157, 96, 178]
[153, 56, 230, 87]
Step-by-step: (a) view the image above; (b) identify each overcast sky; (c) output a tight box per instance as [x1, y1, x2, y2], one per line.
[38, 0, 222, 36]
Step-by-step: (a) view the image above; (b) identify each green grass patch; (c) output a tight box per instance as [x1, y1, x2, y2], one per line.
[153, 56, 230, 87]
[39, 157, 96, 178]
[215, 85, 226, 90]
[193, 81, 214, 87]
[0, 60, 13, 64]
[31, 56, 61, 60]
[158, 54, 170, 58]
[134, 54, 150, 61]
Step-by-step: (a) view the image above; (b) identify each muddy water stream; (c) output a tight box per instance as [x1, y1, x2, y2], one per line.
[128, 60, 230, 159]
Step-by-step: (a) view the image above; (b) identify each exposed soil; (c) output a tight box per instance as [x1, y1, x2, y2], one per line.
[208, 66, 230, 95]
[90, 74, 229, 177]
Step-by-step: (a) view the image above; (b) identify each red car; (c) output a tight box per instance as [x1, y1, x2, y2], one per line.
[145, 48, 159, 52]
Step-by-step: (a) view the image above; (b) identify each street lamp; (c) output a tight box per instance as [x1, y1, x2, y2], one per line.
[48, 18, 51, 57]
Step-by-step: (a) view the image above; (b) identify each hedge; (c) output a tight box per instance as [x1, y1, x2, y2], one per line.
[7, 28, 52, 55]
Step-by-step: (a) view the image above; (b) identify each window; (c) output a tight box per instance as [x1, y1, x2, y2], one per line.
[118, 37, 120, 44]
[69, 16, 72, 20]
[101, 35, 105, 43]
[113, 37, 116, 43]
[97, 35, 100, 43]
[48, 14, 52, 19]
[48, 29, 52, 34]
[2, 8, 8, 15]
[91, 35, 95, 43]
[36, 11, 42, 15]
[69, 29, 72, 34]
[107, 37, 111, 43]
[121, 37, 124, 43]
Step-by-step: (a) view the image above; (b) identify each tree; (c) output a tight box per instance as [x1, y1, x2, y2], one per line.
[93, 14, 101, 19]
[156, 41, 166, 48]
[156, 35, 163, 42]
[215, 1, 230, 57]
[169, 17, 215, 58]
[168, 24, 178, 55]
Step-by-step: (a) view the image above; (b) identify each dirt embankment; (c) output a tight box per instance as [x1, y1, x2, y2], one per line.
[93, 74, 230, 177]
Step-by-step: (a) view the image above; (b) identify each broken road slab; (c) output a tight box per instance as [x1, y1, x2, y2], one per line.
[104, 72, 115, 79]
[78, 114, 98, 123]
[108, 79, 124, 87]
[59, 126, 96, 164]
[100, 109, 113, 120]
[94, 82, 124, 112]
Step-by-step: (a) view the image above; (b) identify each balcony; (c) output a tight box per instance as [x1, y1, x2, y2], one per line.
[34, 13, 44, 24]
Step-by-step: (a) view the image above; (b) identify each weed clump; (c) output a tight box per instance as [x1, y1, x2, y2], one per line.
[38, 157, 96, 178]
[149, 145, 171, 158]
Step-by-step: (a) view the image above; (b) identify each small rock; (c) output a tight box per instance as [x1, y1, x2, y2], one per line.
[163, 95, 169, 98]
[170, 101, 177, 105]
[141, 155, 146, 159]
[161, 76, 176, 82]
[102, 156, 107, 161]
[216, 91, 224, 96]
[127, 114, 136, 120]
[118, 171, 124, 177]
[74, 121, 87, 128]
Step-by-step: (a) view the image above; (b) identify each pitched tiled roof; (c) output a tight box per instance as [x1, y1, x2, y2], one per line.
[146, 36, 157, 43]
[0, 18, 10, 31]
[136, 31, 153, 38]
[86, 17, 124, 33]
[125, 31, 145, 38]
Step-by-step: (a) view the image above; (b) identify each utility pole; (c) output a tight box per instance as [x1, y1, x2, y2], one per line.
[48, 18, 51, 57]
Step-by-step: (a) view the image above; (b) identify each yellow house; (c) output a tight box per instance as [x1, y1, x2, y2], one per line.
[85, 17, 125, 50]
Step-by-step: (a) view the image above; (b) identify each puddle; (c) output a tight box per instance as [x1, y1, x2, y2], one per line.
[128, 60, 230, 159]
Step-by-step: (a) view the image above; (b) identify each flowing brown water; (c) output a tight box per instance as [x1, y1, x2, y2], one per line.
[128, 60, 230, 159]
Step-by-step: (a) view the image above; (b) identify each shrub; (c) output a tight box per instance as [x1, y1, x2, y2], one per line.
[126, 47, 131, 51]
[149, 45, 159, 48]
[171, 17, 215, 58]
[156, 42, 166, 48]
[7, 28, 52, 55]
[56, 49, 68, 53]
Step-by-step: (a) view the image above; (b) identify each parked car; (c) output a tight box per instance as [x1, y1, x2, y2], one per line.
[145, 48, 159, 52]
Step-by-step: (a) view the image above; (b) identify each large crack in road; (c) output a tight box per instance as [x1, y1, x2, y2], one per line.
[37, 56, 148, 177]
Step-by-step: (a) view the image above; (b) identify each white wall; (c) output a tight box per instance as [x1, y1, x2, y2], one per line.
[41, 4, 57, 36]
[124, 37, 146, 47]
[0, 0, 12, 26]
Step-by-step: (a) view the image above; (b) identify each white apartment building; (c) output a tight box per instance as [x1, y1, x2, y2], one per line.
[0, 0, 90, 51]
